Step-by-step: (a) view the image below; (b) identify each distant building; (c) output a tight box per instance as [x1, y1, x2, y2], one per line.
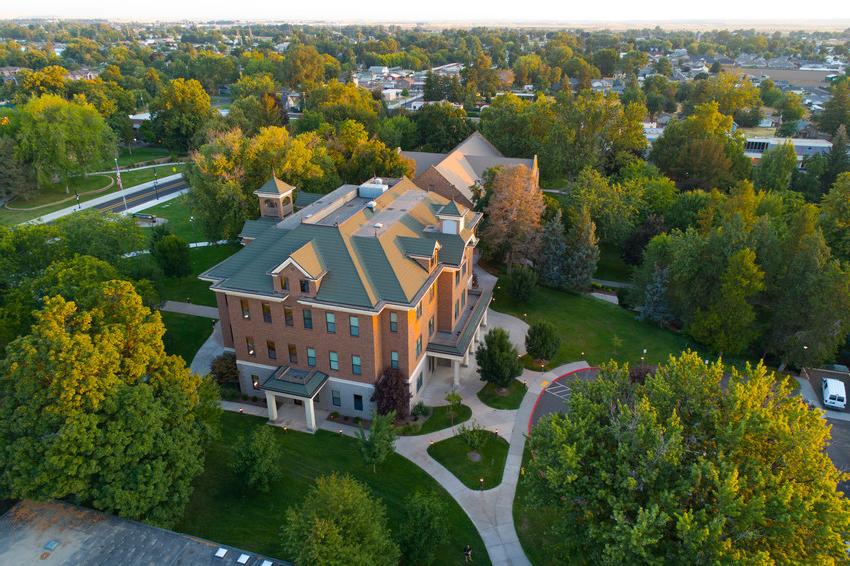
[743, 137, 832, 166]
[402, 131, 539, 209]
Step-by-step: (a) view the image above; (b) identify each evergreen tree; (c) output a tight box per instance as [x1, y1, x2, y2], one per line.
[525, 321, 561, 360]
[476, 328, 522, 389]
[821, 125, 850, 192]
[816, 80, 850, 136]
[536, 209, 568, 288]
[638, 264, 674, 326]
[820, 172, 850, 261]
[562, 206, 599, 290]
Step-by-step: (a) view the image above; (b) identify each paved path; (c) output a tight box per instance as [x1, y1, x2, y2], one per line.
[190, 321, 224, 375]
[794, 375, 850, 422]
[161, 301, 219, 319]
[591, 278, 634, 289]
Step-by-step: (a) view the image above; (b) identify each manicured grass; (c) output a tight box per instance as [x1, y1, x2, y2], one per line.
[156, 244, 240, 306]
[398, 404, 472, 436]
[594, 243, 632, 282]
[427, 431, 509, 490]
[115, 145, 174, 167]
[0, 164, 186, 226]
[160, 311, 214, 364]
[477, 380, 527, 410]
[140, 197, 204, 242]
[492, 283, 697, 367]
[513, 445, 560, 566]
[176, 412, 490, 565]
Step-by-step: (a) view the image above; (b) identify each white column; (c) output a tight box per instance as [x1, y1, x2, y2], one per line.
[462, 348, 470, 367]
[482, 309, 488, 327]
[265, 391, 278, 421]
[305, 397, 316, 433]
[452, 360, 460, 388]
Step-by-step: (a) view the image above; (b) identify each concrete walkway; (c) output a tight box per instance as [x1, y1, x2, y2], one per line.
[161, 301, 219, 319]
[190, 321, 224, 375]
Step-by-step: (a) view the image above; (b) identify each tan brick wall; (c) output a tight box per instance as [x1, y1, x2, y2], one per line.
[258, 195, 293, 219]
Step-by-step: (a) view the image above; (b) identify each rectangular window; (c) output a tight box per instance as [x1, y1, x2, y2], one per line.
[455, 300, 459, 318]
[284, 306, 294, 327]
[240, 299, 250, 319]
[349, 316, 359, 337]
[267, 340, 277, 360]
[252, 374, 260, 390]
[390, 312, 398, 333]
[332, 389, 341, 407]
[416, 335, 422, 357]
[455, 271, 460, 285]
[430, 281, 437, 302]
[281, 277, 289, 291]
[352, 355, 362, 375]
[326, 313, 336, 333]
[329, 351, 339, 371]
[416, 372, 423, 391]
[262, 303, 272, 323]
[288, 344, 298, 363]
[391, 351, 399, 369]
[307, 347, 316, 367]
[300, 279, 309, 293]
[354, 394, 363, 411]
[416, 303, 422, 319]
[462, 262, 467, 277]
[428, 317, 434, 336]
[246, 336, 256, 357]
[303, 309, 313, 329]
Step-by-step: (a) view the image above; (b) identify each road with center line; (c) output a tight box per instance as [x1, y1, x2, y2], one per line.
[93, 176, 188, 214]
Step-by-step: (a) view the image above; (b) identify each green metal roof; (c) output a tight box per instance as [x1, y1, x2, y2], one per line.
[200, 178, 478, 309]
[239, 217, 278, 239]
[260, 366, 328, 398]
[438, 200, 464, 217]
[254, 175, 295, 196]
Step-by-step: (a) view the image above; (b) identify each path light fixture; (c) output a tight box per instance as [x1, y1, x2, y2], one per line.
[479, 478, 485, 491]
[338, 429, 343, 435]
[239, 408, 244, 414]
[283, 426, 288, 433]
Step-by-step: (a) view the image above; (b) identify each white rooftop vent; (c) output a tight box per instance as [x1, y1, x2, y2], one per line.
[373, 222, 384, 229]
[366, 200, 377, 210]
[237, 554, 251, 564]
[359, 180, 389, 199]
[260, 561, 274, 566]
[214, 548, 228, 558]
[374, 177, 383, 185]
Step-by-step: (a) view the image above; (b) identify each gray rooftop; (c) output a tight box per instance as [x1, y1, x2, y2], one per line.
[0, 500, 289, 566]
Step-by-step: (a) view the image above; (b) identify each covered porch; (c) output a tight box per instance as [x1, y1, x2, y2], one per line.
[426, 287, 492, 389]
[260, 366, 329, 433]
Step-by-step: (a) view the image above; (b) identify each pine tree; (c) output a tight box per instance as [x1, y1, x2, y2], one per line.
[639, 265, 674, 326]
[536, 209, 568, 288]
[562, 206, 599, 290]
[821, 125, 850, 192]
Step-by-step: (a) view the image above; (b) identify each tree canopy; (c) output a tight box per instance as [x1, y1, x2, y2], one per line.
[527, 351, 850, 564]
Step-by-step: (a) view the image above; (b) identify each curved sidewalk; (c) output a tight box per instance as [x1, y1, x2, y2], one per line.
[395, 360, 589, 566]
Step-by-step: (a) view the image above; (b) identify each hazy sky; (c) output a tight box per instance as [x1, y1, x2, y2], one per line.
[2, 0, 850, 25]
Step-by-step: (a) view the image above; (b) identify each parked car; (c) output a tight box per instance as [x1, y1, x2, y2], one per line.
[822, 378, 847, 410]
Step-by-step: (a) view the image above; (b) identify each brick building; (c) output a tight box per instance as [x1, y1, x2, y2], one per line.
[402, 131, 539, 209]
[200, 176, 490, 431]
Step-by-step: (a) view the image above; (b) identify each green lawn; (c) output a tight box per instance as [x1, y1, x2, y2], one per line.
[115, 146, 175, 167]
[477, 380, 527, 410]
[156, 244, 240, 306]
[594, 243, 633, 282]
[176, 412, 490, 565]
[0, 164, 186, 226]
[160, 311, 214, 364]
[492, 283, 697, 368]
[398, 404, 472, 436]
[513, 445, 560, 566]
[141, 197, 205, 242]
[427, 432, 509, 490]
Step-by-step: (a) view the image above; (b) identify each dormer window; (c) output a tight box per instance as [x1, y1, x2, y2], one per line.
[300, 279, 309, 293]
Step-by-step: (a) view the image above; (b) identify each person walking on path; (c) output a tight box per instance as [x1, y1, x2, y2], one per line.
[464, 544, 473, 563]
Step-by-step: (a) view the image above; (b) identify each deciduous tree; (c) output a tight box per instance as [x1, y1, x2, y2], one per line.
[357, 411, 397, 473]
[232, 425, 282, 493]
[150, 78, 214, 151]
[481, 165, 544, 266]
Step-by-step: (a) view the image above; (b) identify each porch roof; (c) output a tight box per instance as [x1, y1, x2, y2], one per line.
[261, 366, 328, 399]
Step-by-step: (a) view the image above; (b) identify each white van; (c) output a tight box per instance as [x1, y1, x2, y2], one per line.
[822, 378, 847, 410]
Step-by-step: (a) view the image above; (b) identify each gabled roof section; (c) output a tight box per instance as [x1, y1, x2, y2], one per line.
[287, 240, 326, 279]
[449, 130, 505, 157]
[239, 217, 278, 239]
[438, 200, 464, 218]
[254, 175, 295, 196]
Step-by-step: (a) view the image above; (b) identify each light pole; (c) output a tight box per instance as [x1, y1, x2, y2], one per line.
[153, 167, 160, 200]
[115, 157, 128, 212]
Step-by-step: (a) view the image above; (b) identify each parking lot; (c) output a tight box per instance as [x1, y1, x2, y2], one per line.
[827, 418, 850, 495]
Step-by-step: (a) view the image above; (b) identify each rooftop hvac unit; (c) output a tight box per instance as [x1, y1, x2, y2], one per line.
[359, 180, 389, 199]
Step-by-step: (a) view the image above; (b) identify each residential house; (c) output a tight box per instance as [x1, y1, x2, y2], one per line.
[200, 176, 489, 432]
[401, 131, 539, 209]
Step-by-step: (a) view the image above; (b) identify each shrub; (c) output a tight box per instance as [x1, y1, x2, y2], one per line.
[329, 411, 340, 420]
[210, 352, 239, 384]
[411, 401, 428, 418]
[372, 367, 411, 419]
[504, 265, 538, 304]
[444, 391, 463, 425]
[457, 420, 489, 452]
[525, 321, 561, 361]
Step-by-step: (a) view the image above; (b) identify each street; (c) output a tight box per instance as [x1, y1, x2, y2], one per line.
[93, 177, 188, 214]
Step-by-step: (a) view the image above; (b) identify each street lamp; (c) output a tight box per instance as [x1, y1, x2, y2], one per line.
[479, 478, 484, 491]
[153, 166, 160, 200]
